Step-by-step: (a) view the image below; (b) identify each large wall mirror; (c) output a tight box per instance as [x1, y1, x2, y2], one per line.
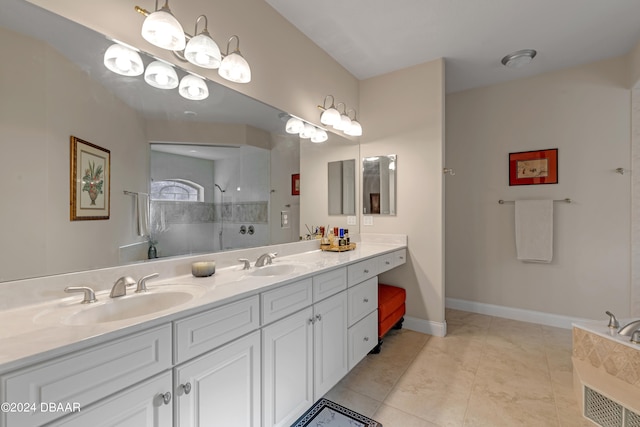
[0, 0, 356, 283]
[363, 155, 397, 215]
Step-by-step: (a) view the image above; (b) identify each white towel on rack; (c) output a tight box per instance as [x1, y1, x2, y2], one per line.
[515, 199, 553, 263]
[136, 193, 150, 237]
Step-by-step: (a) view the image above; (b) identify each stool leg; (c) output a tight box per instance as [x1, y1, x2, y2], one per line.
[369, 338, 383, 354]
[392, 317, 404, 330]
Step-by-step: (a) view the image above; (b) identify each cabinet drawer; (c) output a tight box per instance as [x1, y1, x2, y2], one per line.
[312, 267, 347, 302]
[174, 295, 260, 364]
[47, 371, 172, 427]
[1, 324, 171, 427]
[261, 278, 313, 325]
[348, 310, 378, 370]
[394, 249, 407, 267]
[347, 277, 378, 327]
[347, 258, 378, 287]
[378, 252, 396, 274]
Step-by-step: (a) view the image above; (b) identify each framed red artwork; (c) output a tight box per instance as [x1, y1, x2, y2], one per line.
[291, 173, 300, 195]
[509, 149, 558, 186]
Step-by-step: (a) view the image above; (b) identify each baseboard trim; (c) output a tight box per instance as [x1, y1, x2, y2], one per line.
[404, 316, 447, 337]
[445, 298, 590, 329]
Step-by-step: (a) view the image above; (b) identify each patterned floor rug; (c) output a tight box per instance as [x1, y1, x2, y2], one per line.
[291, 398, 383, 427]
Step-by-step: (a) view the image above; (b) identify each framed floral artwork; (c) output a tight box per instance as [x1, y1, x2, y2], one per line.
[70, 136, 110, 220]
[509, 148, 558, 186]
[291, 173, 300, 195]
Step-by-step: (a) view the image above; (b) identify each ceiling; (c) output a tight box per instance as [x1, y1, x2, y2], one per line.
[265, 0, 640, 93]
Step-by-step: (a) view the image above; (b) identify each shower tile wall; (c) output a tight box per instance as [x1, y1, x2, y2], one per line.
[150, 148, 270, 256]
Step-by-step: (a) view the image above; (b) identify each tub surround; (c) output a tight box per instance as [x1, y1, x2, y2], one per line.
[572, 321, 640, 415]
[0, 234, 406, 374]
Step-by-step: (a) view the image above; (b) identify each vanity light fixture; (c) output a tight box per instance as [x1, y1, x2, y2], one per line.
[218, 36, 251, 83]
[135, 3, 251, 84]
[333, 102, 351, 132]
[140, 0, 186, 51]
[318, 96, 363, 137]
[311, 128, 328, 143]
[184, 15, 221, 69]
[285, 116, 305, 134]
[319, 95, 340, 126]
[178, 73, 209, 100]
[501, 49, 537, 68]
[344, 109, 362, 137]
[144, 60, 179, 89]
[300, 123, 316, 139]
[103, 42, 144, 76]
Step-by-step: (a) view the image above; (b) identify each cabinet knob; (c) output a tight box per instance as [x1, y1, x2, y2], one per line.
[385, 261, 390, 265]
[363, 336, 369, 342]
[400, 256, 404, 260]
[363, 298, 369, 303]
[180, 382, 192, 395]
[160, 392, 172, 405]
[315, 314, 322, 322]
[363, 269, 369, 274]
[308, 317, 315, 324]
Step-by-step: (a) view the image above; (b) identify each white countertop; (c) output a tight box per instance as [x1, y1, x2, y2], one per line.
[0, 239, 406, 373]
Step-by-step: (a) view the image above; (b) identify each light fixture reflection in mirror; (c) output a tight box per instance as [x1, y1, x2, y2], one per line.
[328, 159, 356, 215]
[362, 155, 396, 215]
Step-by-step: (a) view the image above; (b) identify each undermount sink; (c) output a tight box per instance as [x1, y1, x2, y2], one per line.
[249, 264, 300, 277]
[37, 285, 205, 326]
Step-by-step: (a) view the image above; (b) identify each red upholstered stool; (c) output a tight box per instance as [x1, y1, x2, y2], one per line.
[371, 283, 406, 354]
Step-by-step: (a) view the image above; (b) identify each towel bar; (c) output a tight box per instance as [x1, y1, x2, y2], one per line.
[498, 198, 571, 204]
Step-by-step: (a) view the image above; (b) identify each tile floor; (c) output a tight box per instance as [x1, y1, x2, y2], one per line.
[324, 308, 594, 427]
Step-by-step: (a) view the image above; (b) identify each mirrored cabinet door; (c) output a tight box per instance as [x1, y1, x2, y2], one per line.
[362, 155, 396, 215]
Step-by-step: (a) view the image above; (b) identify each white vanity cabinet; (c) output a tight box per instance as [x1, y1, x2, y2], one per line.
[261, 269, 348, 427]
[47, 372, 173, 427]
[174, 331, 261, 427]
[0, 325, 172, 427]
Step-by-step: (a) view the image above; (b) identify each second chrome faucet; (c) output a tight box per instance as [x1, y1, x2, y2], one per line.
[110, 273, 159, 298]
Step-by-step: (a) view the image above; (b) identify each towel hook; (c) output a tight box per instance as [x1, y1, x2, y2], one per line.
[443, 168, 455, 176]
[615, 167, 627, 175]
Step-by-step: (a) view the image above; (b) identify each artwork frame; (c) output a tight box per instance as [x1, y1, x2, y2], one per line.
[291, 173, 300, 196]
[70, 136, 110, 220]
[509, 148, 558, 186]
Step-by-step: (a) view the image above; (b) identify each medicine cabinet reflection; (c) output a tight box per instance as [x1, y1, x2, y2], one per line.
[328, 159, 356, 215]
[362, 155, 396, 215]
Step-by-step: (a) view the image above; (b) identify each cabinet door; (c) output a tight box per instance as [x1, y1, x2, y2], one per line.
[175, 331, 261, 427]
[48, 372, 172, 427]
[313, 291, 348, 399]
[262, 307, 314, 427]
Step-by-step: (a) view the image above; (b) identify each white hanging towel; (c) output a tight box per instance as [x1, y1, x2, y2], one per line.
[136, 193, 150, 237]
[515, 199, 553, 263]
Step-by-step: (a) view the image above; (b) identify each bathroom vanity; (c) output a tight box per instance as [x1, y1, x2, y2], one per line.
[0, 238, 406, 427]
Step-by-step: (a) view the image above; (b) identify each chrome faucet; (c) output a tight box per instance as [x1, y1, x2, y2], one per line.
[606, 311, 619, 329]
[110, 276, 136, 298]
[255, 252, 277, 267]
[135, 273, 159, 293]
[65, 286, 97, 303]
[618, 319, 640, 337]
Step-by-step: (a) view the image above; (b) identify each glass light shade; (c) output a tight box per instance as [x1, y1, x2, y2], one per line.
[299, 123, 315, 139]
[179, 74, 209, 100]
[144, 60, 179, 89]
[141, 9, 186, 51]
[103, 44, 144, 76]
[345, 120, 362, 136]
[311, 128, 328, 143]
[285, 117, 304, 134]
[184, 32, 221, 69]
[334, 114, 351, 131]
[320, 107, 340, 126]
[218, 52, 251, 83]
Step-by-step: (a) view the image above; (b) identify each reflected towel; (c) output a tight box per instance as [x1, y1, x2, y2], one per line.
[515, 200, 553, 263]
[136, 193, 150, 237]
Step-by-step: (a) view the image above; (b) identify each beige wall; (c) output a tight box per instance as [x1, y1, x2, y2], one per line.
[446, 56, 632, 320]
[359, 59, 446, 331]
